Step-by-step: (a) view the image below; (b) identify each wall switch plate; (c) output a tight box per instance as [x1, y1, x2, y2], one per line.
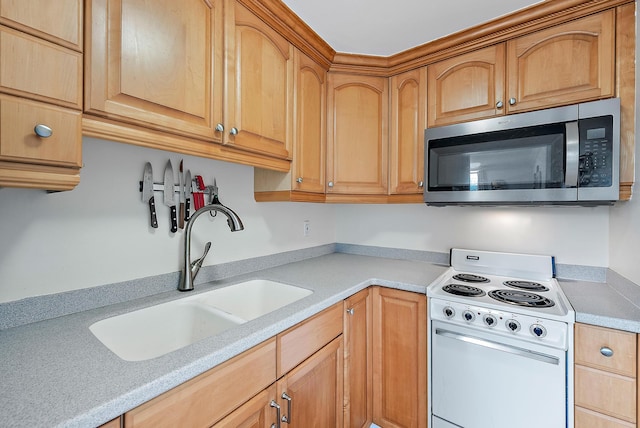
[303, 220, 310, 237]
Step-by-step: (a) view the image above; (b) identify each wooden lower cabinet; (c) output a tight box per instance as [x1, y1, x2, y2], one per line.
[117, 288, 429, 428]
[277, 336, 344, 428]
[344, 288, 373, 428]
[574, 323, 638, 427]
[372, 287, 427, 428]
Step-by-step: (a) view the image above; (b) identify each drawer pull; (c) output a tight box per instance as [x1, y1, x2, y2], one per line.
[34, 124, 53, 138]
[600, 346, 614, 357]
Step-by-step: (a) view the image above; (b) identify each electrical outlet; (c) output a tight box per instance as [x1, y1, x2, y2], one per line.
[303, 220, 310, 237]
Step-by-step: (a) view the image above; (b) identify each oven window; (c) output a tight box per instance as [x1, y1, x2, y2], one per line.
[428, 123, 566, 191]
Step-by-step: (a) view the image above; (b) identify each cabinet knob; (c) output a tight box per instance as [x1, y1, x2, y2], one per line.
[496, 101, 504, 109]
[34, 124, 53, 138]
[418, 181, 424, 188]
[327, 181, 334, 188]
[215, 123, 224, 132]
[509, 97, 517, 106]
[230, 127, 239, 136]
[600, 346, 614, 357]
[296, 177, 303, 183]
[346, 308, 354, 315]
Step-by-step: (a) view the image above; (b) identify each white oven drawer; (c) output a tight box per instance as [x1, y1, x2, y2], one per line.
[431, 320, 568, 428]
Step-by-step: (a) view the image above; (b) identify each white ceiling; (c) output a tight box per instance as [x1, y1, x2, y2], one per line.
[281, 0, 545, 57]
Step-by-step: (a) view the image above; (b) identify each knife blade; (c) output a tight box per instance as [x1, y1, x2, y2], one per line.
[178, 160, 185, 229]
[184, 169, 192, 221]
[142, 162, 158, 228]
[163, 160, 178, 233]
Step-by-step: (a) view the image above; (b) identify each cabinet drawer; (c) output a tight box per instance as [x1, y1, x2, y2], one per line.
[125, 338, 276, 428]
[575, 406, 635, 428]
[0, 95, 81, 168]
[0, 26, 82, 108]
[575, 365, 636, 423]
[0, 0, 82, 50]
[277, 302, 343, 377]
[575, 323, 637, 377]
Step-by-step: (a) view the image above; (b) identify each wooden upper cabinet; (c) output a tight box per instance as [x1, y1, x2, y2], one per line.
[0, 0, 82, 191]
[292, 50, 326, 193]
[390, 68, 427, 195]
[427, 44, 505, 127]
[506, 10, 615, 113]
[428, 10, 616, 126]
[0, 0, 83, 51]
[327, 73, 389, 196]
[85, 0, 224, 141]
[253, 49, 326, 202]
[224, 1, 293, 160]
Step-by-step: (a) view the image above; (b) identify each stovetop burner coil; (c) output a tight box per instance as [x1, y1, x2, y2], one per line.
[488, 289, 555, 308]
[503, 280, 549, 292]
[452, 273, 489, 283]
[443, 283, 486, 297]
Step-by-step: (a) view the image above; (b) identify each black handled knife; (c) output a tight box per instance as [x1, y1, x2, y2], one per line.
[142, 162, 158, 228]
[163, 160, 178, 233]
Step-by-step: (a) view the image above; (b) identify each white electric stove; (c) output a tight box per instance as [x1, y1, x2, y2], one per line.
[427, 248, 575, 428]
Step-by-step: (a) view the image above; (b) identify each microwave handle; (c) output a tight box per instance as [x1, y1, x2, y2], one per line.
[565, 121, 579, 188]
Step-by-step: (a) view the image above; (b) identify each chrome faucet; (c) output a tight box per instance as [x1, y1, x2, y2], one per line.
[179, 204, 244, 292]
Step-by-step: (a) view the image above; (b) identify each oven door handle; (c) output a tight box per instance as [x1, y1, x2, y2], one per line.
[565, 121, 579, 188]
[435, 328, 560, 365]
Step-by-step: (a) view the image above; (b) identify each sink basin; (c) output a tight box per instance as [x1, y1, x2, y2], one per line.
[90, 301, 245, 361]
[90, 279, 312, 361]
[195, 279, 313, 320]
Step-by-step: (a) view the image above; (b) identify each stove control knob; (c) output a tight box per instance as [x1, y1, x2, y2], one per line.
[530, 324, 547, 338]
[443, 306, 455, 319]
[506, 319, 521, 333]
[462, 310, 475, 322]
[483, 314, 497, 327]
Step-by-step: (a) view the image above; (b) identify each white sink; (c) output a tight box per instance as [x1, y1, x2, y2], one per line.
[195, 279, 313, 320]
[90, 279, 312, 361]
[90, 300, 246, 362]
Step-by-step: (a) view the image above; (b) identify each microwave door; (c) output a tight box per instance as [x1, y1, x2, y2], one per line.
[425, 123, 578, 204]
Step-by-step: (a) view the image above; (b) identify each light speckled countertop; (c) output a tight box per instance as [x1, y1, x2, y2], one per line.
[0, 253, 448, 428]
[2, 250, 640, 428]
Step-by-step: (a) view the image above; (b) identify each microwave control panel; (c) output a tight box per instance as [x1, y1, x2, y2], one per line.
[578, 116, 613, 188]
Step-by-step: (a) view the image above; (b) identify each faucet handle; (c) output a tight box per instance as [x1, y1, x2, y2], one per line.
[190, 241, 212, 279]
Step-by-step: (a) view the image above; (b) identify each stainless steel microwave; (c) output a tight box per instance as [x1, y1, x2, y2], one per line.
[424, 98, 620, 206]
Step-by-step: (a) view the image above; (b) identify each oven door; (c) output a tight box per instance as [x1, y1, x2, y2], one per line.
[431, 320, 567, 428]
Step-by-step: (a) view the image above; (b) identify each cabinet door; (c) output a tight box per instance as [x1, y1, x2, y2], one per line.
[373, 287, 427, 428]
[292, 50, 326, 193]
[85, 0, 223, 141]
[224, 1, 293, 160]
[389, 68, 426, 195]
[506, 10, 615, 113]
[212, 385, 279, 428]
[427, 44, 505, 127]
[277, 336, 344, 428]
[326, 73, 388, 195]
[344, 289, 373, 428]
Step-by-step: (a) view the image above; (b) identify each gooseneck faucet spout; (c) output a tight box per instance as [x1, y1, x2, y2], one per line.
[179, 204, 244, 292]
